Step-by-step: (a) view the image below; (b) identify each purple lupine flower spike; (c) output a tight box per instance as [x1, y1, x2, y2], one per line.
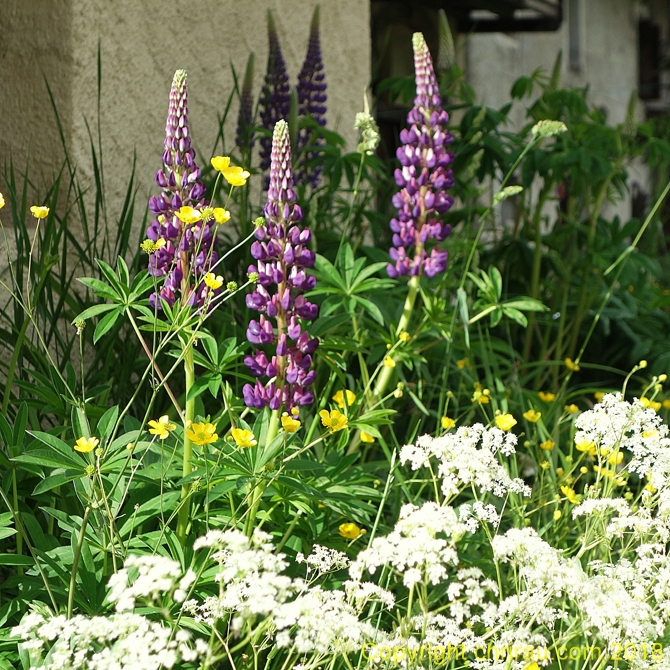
[147, 70, 219, 309]
[296, 5, 326, 188]
[235, 52, 256, 150]
[244, 120, 319, 411]
[259, 11, 290, 187]
[387, 33, 454, 279]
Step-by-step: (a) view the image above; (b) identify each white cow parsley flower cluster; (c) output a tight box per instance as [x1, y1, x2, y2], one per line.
[296, 544, 350, 577]
[349, 502, 465, 587]
[11, 610, 209, 670]
[572, 497, 631, 519]
[107, 554, 196, 612]
[400, 425, 530, 499]
[492, 527, 660, 645]
[575, 393, 670, 490]
[185, 529, 374, 653]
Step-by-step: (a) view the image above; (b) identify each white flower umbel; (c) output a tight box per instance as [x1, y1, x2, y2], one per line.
[572, 497, 631, 519]
[12, 610, 209, 670]
[575, 393, 670, 497]
[400, 425, 530, 500]
[296, 544, 350, 577]
[274, 586, 376, 653]
[349, 502, 465, 588]
[107, 554, 196, 612]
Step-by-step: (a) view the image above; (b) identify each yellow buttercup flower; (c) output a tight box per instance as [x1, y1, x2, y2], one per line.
[553, 510, 562, 521]
[580, 466, 588, 474]
[398, 331, 411, 343]
[608, 451, 624, 466]
[332, 389, 356, 409]
[74, 436, 99, 453]
[643, 429, 658, 439]
[281, 413, 301, 433]
[540, 439, 555, 451]
[441, 416, 456, 430]
[456, 358, 469, 369]
[212, 207, 231, 224]
[651, 401, 662, 412]
[594, 392, 605, 402]
[360, 431, 375, 443]
[495, 414, 517, 431]
[210, 156, 250, 186]
[538, 391, 555, 402]
[320, 409, 348, 432]
[203, 273, 224, 290]
[539, 460, 550, 470]
[383, 356, 396, 368]
[186, 422, 219, 446]
[523, 409, 541, 423]
[575, 439, 594, 452]
[564, 357, 580, 372]
[148, 415, 176, 440]
[30, 205, 49, 219]
[339, 522, 365, 540]
[663, 400, 670, 410]
[0, 193, 4, 209]
[646, 482, 658, 493]
[175, 206, 202, 224]
[560, 485, 579, 504]
[565, 404, 579, 414]
[231, 428, 256, 448]
[140, 238, 166, 254]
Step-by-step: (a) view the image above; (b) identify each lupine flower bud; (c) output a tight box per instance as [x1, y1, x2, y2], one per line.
[147, 70, 220, 309]
[235, 52, 256, 150]
[243, 120, 319, 411]
[387, 33, 454, 279]
[295, 5, 327, 188]
[259, 11, 290, 186]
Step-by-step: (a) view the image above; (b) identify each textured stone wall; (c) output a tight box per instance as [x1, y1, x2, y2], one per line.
[2, 0, 371, 212]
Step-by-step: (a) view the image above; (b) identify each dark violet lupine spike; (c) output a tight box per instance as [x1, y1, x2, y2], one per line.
[244, 120, 319, 411]
[259, 11, 290, 187]
[147, 70, 219, 309]
[295, 5, 326, 188]
[235, 52, 256, 150]
[387, 33, 454, 280]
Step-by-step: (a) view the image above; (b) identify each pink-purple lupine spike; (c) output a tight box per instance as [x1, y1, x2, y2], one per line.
[244, 120, 319, 411]
[296, 5, 327, 188]
[387, 33, 454, 280]
[259, 11, 290, 187]
[147, 70, 219, 309]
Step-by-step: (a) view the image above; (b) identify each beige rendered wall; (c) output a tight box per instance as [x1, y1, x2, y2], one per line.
[2, 0, 371, 216]
[464, 0, 644, 221]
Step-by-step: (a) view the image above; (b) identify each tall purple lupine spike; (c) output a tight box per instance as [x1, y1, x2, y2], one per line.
[147, 70, 219, 309]
[296, 5, 326, 188]
[388, 33, 454, 280]
[259, 11, 290, 187]
[243, 120, 319, 411]
[235, 52, 256, 150]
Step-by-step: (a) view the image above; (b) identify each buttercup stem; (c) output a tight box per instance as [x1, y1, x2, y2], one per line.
[176, 344, 196, 545]
[68, 506, 91, 618]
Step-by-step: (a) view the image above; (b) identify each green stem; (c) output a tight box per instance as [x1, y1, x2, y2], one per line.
[244, 409, 280, 537]
[12, 471, 22, 576]
[372, 274, 419, 402]
[68, 506, 91, 618]
[176, 344, 196, 545]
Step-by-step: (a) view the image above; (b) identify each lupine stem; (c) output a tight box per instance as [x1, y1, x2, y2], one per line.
[176, 344, 196, 545]
[373, 274, 419, 402]
[244, 410, 280, 537]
